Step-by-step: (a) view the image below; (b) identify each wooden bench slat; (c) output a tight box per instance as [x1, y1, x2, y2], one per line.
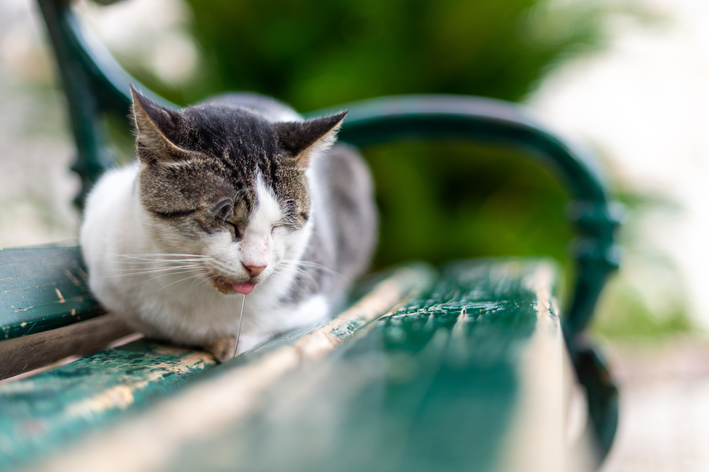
[0, 248, 104, 340]
[15, 260, 581, 472]
[0, 247, 138, 380]
[157, 260, 569, 472]
[161, 260, 552, 472]
[0, 339, 216, 471]
[0, 314, 134, 380]
[0, 264, 434, 472]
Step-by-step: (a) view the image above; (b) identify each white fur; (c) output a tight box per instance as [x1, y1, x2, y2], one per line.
[80, 165, 330, 353]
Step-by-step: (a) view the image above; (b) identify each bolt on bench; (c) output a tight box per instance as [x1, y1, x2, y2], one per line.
[0, 1, 621, 471]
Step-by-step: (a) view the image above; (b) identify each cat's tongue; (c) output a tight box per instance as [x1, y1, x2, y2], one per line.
[232, 282, 255, 295]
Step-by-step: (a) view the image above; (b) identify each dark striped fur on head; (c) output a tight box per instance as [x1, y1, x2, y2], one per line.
[130, 86, 346, 241]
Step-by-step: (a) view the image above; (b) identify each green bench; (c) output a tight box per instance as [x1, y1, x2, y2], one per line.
[0, 1, 620, 470]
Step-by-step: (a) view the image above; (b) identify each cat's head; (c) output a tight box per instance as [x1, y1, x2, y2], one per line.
[129, 86, 346, 295]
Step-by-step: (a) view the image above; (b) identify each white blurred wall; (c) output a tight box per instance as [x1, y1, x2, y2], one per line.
[0, 0, 195, 248]
[529, 0, 709, 330]
[0, 0, 79, 247]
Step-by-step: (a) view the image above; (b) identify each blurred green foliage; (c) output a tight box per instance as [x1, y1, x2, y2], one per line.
[169, 0, 613, 108]
[594, 283, 692, 339]
[122, 0, 641, 302]
[146, 0, 617, 273]
[365, 141, 572, 270]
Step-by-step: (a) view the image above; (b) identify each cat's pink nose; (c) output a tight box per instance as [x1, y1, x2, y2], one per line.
[243, 263, 266, 277]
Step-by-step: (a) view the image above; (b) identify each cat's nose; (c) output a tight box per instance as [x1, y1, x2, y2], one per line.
[243, 263, 266, 277]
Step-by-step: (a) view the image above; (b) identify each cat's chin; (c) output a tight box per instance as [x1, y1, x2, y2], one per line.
[210, 276, 256, 295]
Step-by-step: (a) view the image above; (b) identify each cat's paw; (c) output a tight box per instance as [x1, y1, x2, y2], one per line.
[205, 337, 237, 363]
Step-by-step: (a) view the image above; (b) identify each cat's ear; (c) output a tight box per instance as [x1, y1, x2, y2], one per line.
[130, 85, 190, 164]
[275, 111, 347, 167]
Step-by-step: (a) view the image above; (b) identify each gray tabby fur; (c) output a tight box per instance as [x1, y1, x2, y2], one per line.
[80, 87, 377, 361]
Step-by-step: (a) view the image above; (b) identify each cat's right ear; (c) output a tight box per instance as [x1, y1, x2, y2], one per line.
[130, 86, 190, 164]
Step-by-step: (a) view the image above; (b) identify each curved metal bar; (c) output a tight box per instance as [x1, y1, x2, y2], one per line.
[36, 0, 173, 205]
[573, 342, 620, 460]
[311, 96, 621, 347]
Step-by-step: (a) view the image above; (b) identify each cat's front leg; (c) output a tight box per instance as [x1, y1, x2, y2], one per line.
[205, 334, 267, 363]
[205, 338, 237, 363]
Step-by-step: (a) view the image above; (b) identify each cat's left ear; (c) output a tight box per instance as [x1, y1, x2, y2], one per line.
[130, 85, 191, 164]
[275, 111, 347, 167]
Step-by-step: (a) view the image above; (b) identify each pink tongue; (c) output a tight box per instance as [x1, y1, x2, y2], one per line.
[232, 282, 255, 295]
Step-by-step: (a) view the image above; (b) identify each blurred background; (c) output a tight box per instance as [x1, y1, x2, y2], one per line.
[1, 0, 708, 469]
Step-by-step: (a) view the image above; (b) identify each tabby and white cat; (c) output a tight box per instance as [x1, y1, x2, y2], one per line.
[80, 87, 377, 361]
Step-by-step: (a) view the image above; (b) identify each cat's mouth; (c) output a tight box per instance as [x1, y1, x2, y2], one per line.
[211, 277, 256, 295]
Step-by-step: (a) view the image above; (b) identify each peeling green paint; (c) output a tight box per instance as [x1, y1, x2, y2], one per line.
[0, 248, 105, 340]
[0, 339, 216, 470]
[163, 260, 549, 472]
[330, 320, 363, 339]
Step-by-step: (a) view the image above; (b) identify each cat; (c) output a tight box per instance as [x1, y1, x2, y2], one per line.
[80, 86, 377, 362]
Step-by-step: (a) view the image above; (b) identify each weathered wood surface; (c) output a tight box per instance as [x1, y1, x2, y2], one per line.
[0, 247, 135, 379]
[157, 260, 574, 472]
[0, 247, 105, 340]
[19, 260, 584, 472]
[1, 264, 433, 472]
[0, 339, 216, 471]
[0, 314, 134, 380]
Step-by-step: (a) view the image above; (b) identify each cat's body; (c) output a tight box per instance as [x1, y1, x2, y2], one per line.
[80, 89, 377, 359]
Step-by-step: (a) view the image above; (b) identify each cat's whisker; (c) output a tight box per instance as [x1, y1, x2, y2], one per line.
[156, 273, 204, 292]
[278, 259, 335, 270]
[107, 259, 210, 268]
[112, 261, 209, 268]
[189, 268, 228, 297]
[278, 259, 343, 278]
[207, 260, 243, 278]
[185, 273, 208, 292]
[99, 270, 199, 280]
[127, 267, 205, 288]
[130, 274, 200, 290]
[169, 266, 215, 295]
[189, 275, 212, 293]
[105, 262, 204, 270]
[234, 187, 254, 199]
[289, 279, 310, 297]
[209, 197, 235, 225]
[283, 266, 321, 289]
[97, 265, 204, 278]
[106, 253, 211, 260]
[110, 258, 212, 265]
[208, 281, 220, 304]
[273, 262, 318, 278]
